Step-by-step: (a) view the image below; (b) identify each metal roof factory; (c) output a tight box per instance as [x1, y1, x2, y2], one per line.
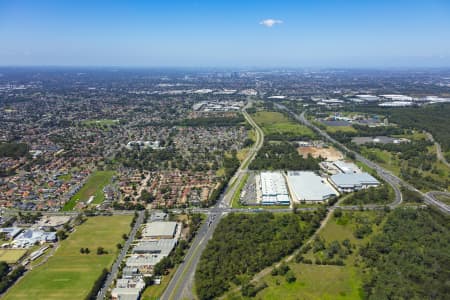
[286, 171, 339, 202]
[329, 172, 380, 192]
[257, 171, 290, 205]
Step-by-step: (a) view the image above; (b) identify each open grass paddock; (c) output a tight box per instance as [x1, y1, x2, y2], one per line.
[252, 111, 314, 138]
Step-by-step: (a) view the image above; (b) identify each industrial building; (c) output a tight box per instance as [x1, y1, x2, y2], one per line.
[114, 218, 183, 300]
[132, 239, 177, 256]
[0, 227, 22, 239]
[111, 286, 143, 300]
[351, 136, 410, 145]
[330, 172, 380, 192]
[12, 229, 56, 248]
[125, 254, 162, 273]
[355, 94, 380, 102]
[142, 221, 179, 240]
[332, 160, 361, 174]
[286, 171, 339, 203]
[380, 94, 413, 101]
[257, 172, 290, 205]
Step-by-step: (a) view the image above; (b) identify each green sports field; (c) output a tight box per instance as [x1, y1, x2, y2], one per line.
[63, 170, 114, 211]
[3, 215, 132, 300]
[0, 249, 27, 264]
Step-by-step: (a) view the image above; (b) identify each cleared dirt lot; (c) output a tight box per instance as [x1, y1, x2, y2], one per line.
[297, 146, 343, 161]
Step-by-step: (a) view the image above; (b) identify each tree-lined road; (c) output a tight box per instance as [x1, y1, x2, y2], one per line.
[425, 131, 450, 168]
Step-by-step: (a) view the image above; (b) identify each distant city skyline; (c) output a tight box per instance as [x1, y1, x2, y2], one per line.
[1, 0, 450, 67]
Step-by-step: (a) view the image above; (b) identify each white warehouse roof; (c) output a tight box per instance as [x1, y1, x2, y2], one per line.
[260, 171, 290, 205]
[133, 239, 177, 256]
[330, 172, 379, 189]
[287, 171, 339, 202]
[333, 160, 361, 174]
[142, 221, 178, 238]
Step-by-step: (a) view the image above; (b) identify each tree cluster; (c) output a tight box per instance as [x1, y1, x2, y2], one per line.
[0, 262, 25, 294]
[80, 247, 90, 254]
[0, 142, 30, 159]
[359, 208, 450, 300]
[195, 210, 326, 299]
[249, 141, 321, 170]
[114, 147, 176, 171]
[400, 166, 449, 191]
[112, 202, 145, 210]
[16, 212, 42, 224]
[342, 185, 392, 205]
[241, 282, 268, 297]
[348, 103, 450, 155]
[400, 186, 423, 203]
[205, 154, 239, 207]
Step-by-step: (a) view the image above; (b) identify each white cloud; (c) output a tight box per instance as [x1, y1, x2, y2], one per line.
[259, 19, 283, 28]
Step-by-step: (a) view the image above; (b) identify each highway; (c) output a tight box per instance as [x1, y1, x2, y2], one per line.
[275, 103, 449, 214]
[160, 104, 265, 300]
[427, 191, 450, 206]
[96, 211, 145, 300]
[425, 131, 450, 168]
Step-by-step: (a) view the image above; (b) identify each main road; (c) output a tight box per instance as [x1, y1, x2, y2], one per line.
[160, 103, 265, 300]
[275, 103, 449, 214]
[425, 131, 450, 168]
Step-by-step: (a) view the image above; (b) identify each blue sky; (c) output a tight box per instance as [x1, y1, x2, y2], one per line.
[1, 0, 450, 67]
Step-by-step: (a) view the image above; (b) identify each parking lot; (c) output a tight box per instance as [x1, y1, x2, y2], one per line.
[240, 172, 258, 205]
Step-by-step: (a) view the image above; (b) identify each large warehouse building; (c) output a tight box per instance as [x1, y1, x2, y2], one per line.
[258, 171, 290, 205]
[329, 172, 380, 192]
[142, 221, 179, 240]
[286, 171, 339, 203]
[333, 160, 361, 174]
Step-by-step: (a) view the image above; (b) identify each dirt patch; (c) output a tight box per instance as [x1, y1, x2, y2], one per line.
[297, 146, 343, 161]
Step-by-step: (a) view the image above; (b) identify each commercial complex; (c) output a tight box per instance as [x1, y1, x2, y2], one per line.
[286, 171, 339, 203]
[112, 217, 181, 300]
[332, 160, 361, 174]
[12, 229, 56, 248]
[253, 158, 381, 205]
[133, 239, 177, 256]
[257, 172, 290, 205]
[329, 172, 380, 192]
[142, 221, 178, 239]
[0, 227, 22, 240]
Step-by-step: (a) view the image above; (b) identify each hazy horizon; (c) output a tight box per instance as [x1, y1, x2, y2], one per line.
[1, 0, 450, 68]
